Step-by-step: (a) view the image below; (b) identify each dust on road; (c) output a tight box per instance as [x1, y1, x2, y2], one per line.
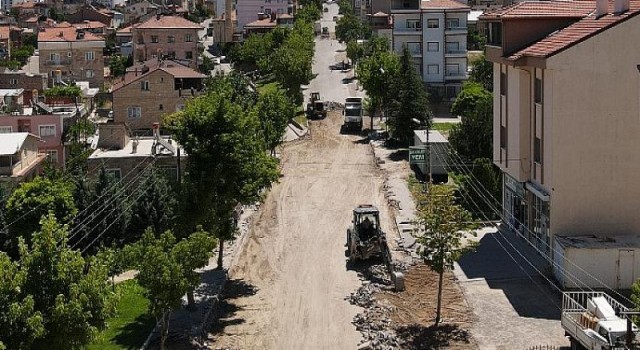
[209, 111, 396, 349]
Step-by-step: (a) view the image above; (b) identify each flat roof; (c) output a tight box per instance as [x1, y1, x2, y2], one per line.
[556, 234, 640, 249]
[89, 137, 186, 159]
[414, 129, 448, 144]
[0, 132, 29, 155]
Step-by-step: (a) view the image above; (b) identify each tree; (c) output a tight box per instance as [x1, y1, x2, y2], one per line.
[417, 185, 477, 326]
[14, 214, 116, 349]
[469, 54, 493, 91]
[165, 75, 279, 269]
[129, 167, 177, 239]
[338, 0, 352, 14]
[5, 177, 77, 248]
[255, 88, 296, 155]
[346, 40, 365, 68]
[0, 253, 44, 349]
[238, 32, 275, 72]
[271, 22, 314, 105]
[386, 47, 432, 146]
[123, 228, 216, 349]
[448, 85, 492, 161]
[356, 49, 399, 122]
[295, 4, 321, 23]
[452, 158, 501, 219]
[109, 55, 130, 77]
[335, 13, 364, 43]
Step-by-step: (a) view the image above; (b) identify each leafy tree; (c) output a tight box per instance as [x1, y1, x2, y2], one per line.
[123, 228, 216, 349]
[346, 40, 365, 68]
[14, 214, 116, 349]
[448, 86, 492, 161]
[417, 185, 477, 326]
[43, 85, 82, 98]
[109, 54, 130, 77]
[356, 49, 399, 122]
[22, 33, 37, 48]
[386, 47, 432, 146]
[5, 177, 77, 248]
[238, 32, 275, 72]
[129, 167, 177, 239]
[0, 253, 44, 349]
[338, 0, 352, 14]
[199, 55, 215, 74]
[11, 45, 35, 64]
[469, 54, 493, 91]
[452, 158, 501, 219]
[165, 76, 279, 268]
[255, 88, 295, 155]
[336, 13, 365, 43]
[271, 21, 314, 105]
[467, 29, 486, 51]
[296, 4, 321, 23]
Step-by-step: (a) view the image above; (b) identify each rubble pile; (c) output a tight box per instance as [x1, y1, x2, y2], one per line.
[346, 263, 408, 350]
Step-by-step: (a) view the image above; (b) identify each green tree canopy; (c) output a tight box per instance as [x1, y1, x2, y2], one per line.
[5, 177, 77, 247]
[356, 49, 399, 120]
[271, 21, 315, 105]
[450, 82, 492, 118]
[255, 88, 296, 155]
[335, 13, 365, 43]
[129, 167, 177, 238]
[448, 84, 493, 161]
[469, 54, 493, 91]
[386, 47, 432, 146]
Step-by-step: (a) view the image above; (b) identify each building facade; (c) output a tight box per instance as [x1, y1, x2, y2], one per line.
[236, 0, 294, 35]
[111, 59, 205, 132]
[38, 25, 106, 88]
[0, 114, 66, 165]
[390, 0, 470, 99]
[0, 132, 46, 191]
[131, 15, 202, 68]
[481, 0, 640, 264]
[0, 70, 47, 103]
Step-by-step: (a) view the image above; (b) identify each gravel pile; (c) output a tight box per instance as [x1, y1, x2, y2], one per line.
[346, 263, 408, 350]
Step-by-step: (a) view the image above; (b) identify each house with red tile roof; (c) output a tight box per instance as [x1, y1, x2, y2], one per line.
[111, 58, 206, 132]
[480, 0, 640, 288]
[131, 14, 203, 69]
[38, 24, 106, 88]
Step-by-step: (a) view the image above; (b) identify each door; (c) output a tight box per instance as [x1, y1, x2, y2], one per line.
[618, 249, 635, 289]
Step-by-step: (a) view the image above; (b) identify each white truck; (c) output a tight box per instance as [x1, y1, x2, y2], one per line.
[562, 291, 638, 350]
[343, 97, 363, 132]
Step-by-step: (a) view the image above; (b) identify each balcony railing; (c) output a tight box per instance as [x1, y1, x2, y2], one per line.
[394, 27, 422, 33]
[445, 49, 466, 56]
[445, 72, 468, 80]
[445, 27, 467, 35]
[45, 59, 71, 66]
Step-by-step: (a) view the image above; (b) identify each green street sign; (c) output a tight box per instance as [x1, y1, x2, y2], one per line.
[409, 147, 426, 164]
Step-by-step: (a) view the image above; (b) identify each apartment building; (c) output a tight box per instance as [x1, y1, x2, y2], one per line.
[390, 0, 470, 99]
[481, 0, 640, 287]
[38, 24, 106, 88]
[131, 15, 202, 69]
[0, 114, 66, 165]
[236, 0, 294, 34]
[0, 69, 47, 102]
[111, 59, 206, 132]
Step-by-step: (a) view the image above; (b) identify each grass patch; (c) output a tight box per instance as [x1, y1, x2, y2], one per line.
[293, 112, 308, 128]
[88, 280, 155, 350]
[256, 81, 279, 95]
[431, 122, 457, 133]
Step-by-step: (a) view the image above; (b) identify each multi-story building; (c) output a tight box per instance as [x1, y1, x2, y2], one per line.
[481, 0, 640, 288]
[131, 15, 202, 68]
[236, 0, 294, 35]
[38, 24, 106, 88]
[0, 132, 46, 191]
[390, 0, 470, 99]
[111, 58, 206, 132]
[0, 114, 66, 166]
[0, 69, 47, 103]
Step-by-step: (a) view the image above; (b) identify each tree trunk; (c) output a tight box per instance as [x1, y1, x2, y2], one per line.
[217, 239, 224, 270]
[160, 311, 170, 350]
[435, 269, 444, 326]
[187, 289, 196, 310]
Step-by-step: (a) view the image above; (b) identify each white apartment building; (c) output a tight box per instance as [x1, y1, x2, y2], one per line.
[390, 0, 470, 99]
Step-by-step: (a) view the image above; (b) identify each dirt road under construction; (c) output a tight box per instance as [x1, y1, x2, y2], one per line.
[209, 112, 396, 349]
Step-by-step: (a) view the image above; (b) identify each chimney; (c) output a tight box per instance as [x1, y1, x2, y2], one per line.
[596, 0, 608, 17]
[132, 136, 139, 153]
[152, 122, 160, 139]
[615, 0, 629, 14]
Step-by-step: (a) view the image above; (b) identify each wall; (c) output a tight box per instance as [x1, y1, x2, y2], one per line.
[422, 11, 444, 83]
[0, 114, 65, 165]
[0, 72, 47, 102]
[132, 27, 199, 68]
[547, 14, 640, 237]
[236, 0, 290, 31]
[38, 40, 106, 88]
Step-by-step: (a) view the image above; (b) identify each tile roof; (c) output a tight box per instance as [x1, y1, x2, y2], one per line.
[505, 1, 640, 61]
[38, 25, 104, 42]
[480, 0, 596, 19]
[116, 25, 133, 34]
[245, 18, 277, 28]
[73, 20, 107, 29]
[111, 59, 205, 92]
[135, 15, 203, 29]
[420, 0, 470, 10]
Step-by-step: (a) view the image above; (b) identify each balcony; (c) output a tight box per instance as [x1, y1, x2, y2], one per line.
[444, 72, 468, 81]
[445, 49, 466, 58]
[394, 27, 422, 35]
[44, 59, 71, 66]
[445, 26, 467, 36]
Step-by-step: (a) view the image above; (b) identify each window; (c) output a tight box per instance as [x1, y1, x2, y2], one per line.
[265, 0, 271, 3]
[67, 51, 72, 57]
[264, 8, 272, 14]
[168, 35, 175, 43]
[446, 18, 460, 29]
[159, 104, 163, 110]
[406, 19, 421, 30]
[127, 106, 141, 119]
[185, 51, 193, 59]
[500, 125, 506, 149]
[49, 53, 60, 61]
[487, 22, 502, 46]
[151, 35, 159, 43]
[167, 51, 176, 59]
[534, 137, 541, 163]
[446, 85, 460, 98]
[445, 41, 460, 53]
[426, 42, 439, 52]
[105, 168, 122, 180]
[500, 72, 506, 96]
[427, 64, 439, 75]
[534, 77, 542, 104]
[85, 51, 95, 61]
[445, 64, 460, 75]
[85, 69, 94, 78]
[185, 34, 192, 42]
[141, 81, 149, 90]
[427, 19, 439, 28]
[9, 78, 17, 85]
[39, 125, 56, 137]
[45, 150, 58, 163]
[406, 42, 421, 55]
[402, 0, 410, 8]
[0, 126, 11, 133]
[277, 8, 283, 14]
